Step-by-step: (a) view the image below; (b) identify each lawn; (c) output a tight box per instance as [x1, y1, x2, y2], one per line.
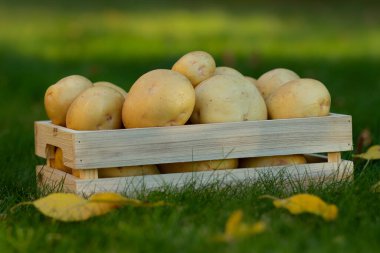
[1, 1, 380, 252]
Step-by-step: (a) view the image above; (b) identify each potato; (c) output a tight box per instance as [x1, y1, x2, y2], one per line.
[240, 155, 307, 168]
[66, 86, 124, 130]
[49, 147, 71, 174]
[159, 159, 238, 174]
[245, 76, 257, 85]
[97, 165, 159, 178]
[94, 81, 128, 98]
[44, 75, 93, 126]
[256, 68, 299, 99]
[266, 78, 331, 119]
[122, 69, 195, 128]
[214, 66, 244, 77]
[172, 51, 216, 87]
[190, 75, 267, 124]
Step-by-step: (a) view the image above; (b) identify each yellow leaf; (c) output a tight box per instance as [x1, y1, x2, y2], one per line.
[90, 192, 169, 207]
[353, 145, 380, 160]
[12, 192, 170, 222]
[266, 193, 338, 221]
[89, 192, 129, 207]
[32, 193, 117, 222]
[215, 210, 266, 242]
[225, 209, 243, 237]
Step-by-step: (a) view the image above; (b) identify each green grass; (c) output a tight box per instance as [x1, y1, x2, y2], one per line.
[1, 1, 380, 252]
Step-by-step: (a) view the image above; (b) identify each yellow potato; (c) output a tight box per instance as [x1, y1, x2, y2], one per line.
[122, 69, 195, 128]
[245, 76, 257, 86]
[267, 78, 331, 119]
[172, 51, 216, 87]
[98, 165, 159, 178]
[214, 66, 244, 77]
[256, 68, 299, 99]
[240, 155, 307, 168]
[94, 81, 128, 98]
[159, 159, 238, 174]
[66, 86, 124, 130]
[44, 75, 93, 126]
[49, 147, 71, 174]
[190, 75, 267, 124]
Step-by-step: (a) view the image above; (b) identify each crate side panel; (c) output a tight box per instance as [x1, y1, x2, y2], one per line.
[35, 122, 76, 162]
[72, 115, 352, 169]
[36, 165, 77, 192]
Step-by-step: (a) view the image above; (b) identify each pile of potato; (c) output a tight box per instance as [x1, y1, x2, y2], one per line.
[44, 51, 331, 177]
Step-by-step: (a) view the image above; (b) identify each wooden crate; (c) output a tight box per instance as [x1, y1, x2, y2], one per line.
[35, 113, 353, 195]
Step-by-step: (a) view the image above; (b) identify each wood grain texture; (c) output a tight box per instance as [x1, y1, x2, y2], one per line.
[328, 152, 342, 163]
[35, 122, 76, 167]
[36, 165, 77, 192]
[34, 114, 353, 169]
[77, 169, 98, 179]
[36, 160, 354, 196]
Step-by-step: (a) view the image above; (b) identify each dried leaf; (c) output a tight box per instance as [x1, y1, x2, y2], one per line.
[225, 209, 244, 237]
[356, 128, 372, 154]
[263, 194, 338, 221]
[32, 193, 118, 222]
[12, 192, 170, 222]
[353, 145, 380, 160]
[215, 210, 266, 242]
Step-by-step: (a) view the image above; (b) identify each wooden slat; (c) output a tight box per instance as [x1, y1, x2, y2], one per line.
[75, 160, 354, 195]
[36, 159, 353, 196]
[76, 169, 98, 179]
[34, 114, 352, 169]
[36, 165, 77, 192]
[328, 152, 342, 163]
[34, 122, 75, 166]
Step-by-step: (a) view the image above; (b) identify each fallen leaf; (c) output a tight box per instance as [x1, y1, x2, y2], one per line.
[353, 145, 380, 160]
[33, 193, 117, 222]
[262, 193, 338, 221]
[12, 192, 169, 222]
[89, 192, 169, 207]
[215, 210, 266, 242]
[356, 128, 372, 154]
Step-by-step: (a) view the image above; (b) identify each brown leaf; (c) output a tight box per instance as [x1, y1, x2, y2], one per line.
[356, 128, 373, 154]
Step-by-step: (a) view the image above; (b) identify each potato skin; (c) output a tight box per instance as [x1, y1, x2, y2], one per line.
[122, 69, 195, 128]
[190, 75, 267, 124]
[256, 68, 299, 99]
[66, 86, 124, 130]
[172, 51, 216, 87]
[44, 75, 93, 126]
[98, 165, 159, 178]
[239, 155, 307, 168]
[159, 159, 238, 174]
[267, 78, 331, 119]
[245, 76, 257, 86]
[49, 147, 71, 174]
[94, 81, 128, 98]
[214, 66, 244, 77]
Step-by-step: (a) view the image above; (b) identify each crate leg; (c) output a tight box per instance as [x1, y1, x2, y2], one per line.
[45, 145, 56, 167]
[328, 152, 341, 163]
[72, 169, 98, 179]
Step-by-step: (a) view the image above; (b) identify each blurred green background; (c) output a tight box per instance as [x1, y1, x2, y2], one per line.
[1, 1, 380, 252]
[0, 0, 379, 182]
[1, 0, 379, 133]
[2, 0, 380, 186]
